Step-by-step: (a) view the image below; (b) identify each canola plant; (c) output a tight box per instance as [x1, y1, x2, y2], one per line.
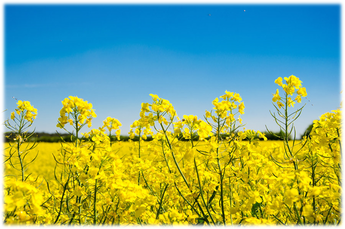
[3, 75, 341, 225]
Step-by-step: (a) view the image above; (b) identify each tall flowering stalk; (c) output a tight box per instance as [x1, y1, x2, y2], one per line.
[269, 75, 309, 224]
[302, 109, 342, 225]
[128, 102, 154, 185]
[5, 100, 38, 182]
[203, 91, 245, 225]
[3, 100, 47, 225]
[100, 117, 122, 144]
[56, 96, 97, 146]
[53, 96, 97, 224]
[269, 75, 308, 162]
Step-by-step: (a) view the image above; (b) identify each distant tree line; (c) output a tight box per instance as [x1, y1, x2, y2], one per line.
[4, 125, 313, 143]
[4, 132, 75, 143]
[3, 132, 148, 143]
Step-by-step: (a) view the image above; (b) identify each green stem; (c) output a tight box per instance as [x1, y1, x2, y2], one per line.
[293, 202, 302, 225]
[54, 175, 70, 224]
[284, 93, 293, 158]
[216, 115, 226, 225]
[138, 130, 141, 185]
[217, 153, 226, 225]
[93, 179, 98, 225]
[194, 158, 216, 225]
[74, 113, 79, 147]
[311, 154, 316, 225]
[229, 177, 233, 225]
[156, 184, 169, 219]
[17, 141, 25, 182]
[160, 122, 189, 188]
[174, 183, 202, 218]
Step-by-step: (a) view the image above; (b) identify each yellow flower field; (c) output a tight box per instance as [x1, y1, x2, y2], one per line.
[3, 75, 341, 225]
[4, 141, 285, 182]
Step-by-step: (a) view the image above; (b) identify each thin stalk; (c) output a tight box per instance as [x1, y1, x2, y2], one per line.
[17, 141, 25, 181]
[93, 179, 98, 225]
[74, 113, 79, 147]
[284, 93, 293, 158]
[194, 158, 216, 225]
[217, 153, 226, 225]
[176, 184, 201, 215]
[229, 177, 233, 225]
[138, 130, 141, 185]
[54, 175, 70, 224]
[311, 154, 316, 225]
[293, 202, 302, 225]
[156, 184, 169, 219]
[216, 115, 226, 225]
[160, 122, 189, 188]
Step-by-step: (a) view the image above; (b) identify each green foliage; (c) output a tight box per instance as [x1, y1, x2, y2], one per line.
[300, 123, 314, 139]
[4, 132, 155, 142]
[263, 130, 292, 140]
[4, 132, 74, 142]
[110, 135, 153, 142]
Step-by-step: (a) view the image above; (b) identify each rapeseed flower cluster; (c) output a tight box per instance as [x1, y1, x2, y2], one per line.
[178, 115, 212, 140]
[100, 117, 122, 140]
[57, 96, 97, 129]
[273, 75, 307, 108]
[3, 75, 341, 226]
[11, 100, 37, 123]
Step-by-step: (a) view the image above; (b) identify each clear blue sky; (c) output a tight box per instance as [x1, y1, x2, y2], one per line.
[3, 4, 341, 137]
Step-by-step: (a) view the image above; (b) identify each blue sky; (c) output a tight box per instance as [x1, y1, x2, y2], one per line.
[3, 4, 341, 137]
